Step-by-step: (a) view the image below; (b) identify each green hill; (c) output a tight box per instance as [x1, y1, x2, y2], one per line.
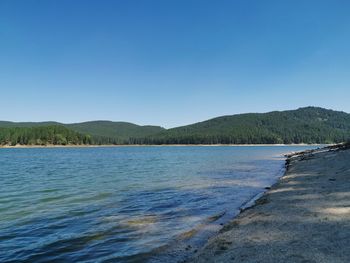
[66, 121, 165, 144]
[0, 121, 61, 128]
[1, 107, 350, 145]
[136, 107, 350, 144]
[0, 121, 165, 144]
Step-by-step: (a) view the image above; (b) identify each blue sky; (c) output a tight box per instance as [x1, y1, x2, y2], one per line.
[1, 0, 349, 128]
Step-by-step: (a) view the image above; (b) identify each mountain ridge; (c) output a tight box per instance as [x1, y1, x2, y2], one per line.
[1, 107, 350, 145]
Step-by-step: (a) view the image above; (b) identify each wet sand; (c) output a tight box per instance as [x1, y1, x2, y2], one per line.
[192, 144, 350, 263]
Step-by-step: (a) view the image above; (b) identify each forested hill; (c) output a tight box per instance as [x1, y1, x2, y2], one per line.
[135, 107, 350, 144]
[66, 121, 165, 144]
[1, 107, 350, 145]
[0, 121, 165, 145]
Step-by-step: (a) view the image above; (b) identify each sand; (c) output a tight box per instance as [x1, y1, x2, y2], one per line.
[191, 144, 350, 263]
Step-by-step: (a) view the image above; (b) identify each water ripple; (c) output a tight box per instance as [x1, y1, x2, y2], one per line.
[0, 146, 317, 262]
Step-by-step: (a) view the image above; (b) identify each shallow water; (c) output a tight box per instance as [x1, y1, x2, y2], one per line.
[0, 146, 318, 262]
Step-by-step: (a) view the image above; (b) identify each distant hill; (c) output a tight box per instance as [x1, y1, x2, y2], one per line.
[0, 121, 165, 144]
[1, 107, 350, 145]
[65, 121, 165, 144]
[0, 121, 61, 128]
[136, 107, 350, 144]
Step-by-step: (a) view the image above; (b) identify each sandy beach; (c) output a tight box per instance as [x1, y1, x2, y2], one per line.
[191, 144, 350, 263]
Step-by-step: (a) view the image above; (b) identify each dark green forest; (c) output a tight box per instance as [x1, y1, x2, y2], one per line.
[0, 126, 93, 146]
[134, 107, 350, 145]
[66, 121, 165, 144]
[0, 121, 165, 145]
[1, 107, 350, 146]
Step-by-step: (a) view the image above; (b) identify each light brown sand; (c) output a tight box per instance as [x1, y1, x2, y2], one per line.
[191, 146, 350, 263]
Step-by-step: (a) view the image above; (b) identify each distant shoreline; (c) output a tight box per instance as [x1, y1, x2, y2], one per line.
[0, 143, 326, 149]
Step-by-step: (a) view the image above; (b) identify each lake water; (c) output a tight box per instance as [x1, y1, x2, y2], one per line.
[0, 146, 318, 262]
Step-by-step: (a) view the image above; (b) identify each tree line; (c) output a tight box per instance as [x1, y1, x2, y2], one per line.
[1, 124, 349, 146]
[0, 126, 93, 146]
[1, 107, 350, 146]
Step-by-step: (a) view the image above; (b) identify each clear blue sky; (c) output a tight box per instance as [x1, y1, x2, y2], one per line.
[1, 0, 349, 128]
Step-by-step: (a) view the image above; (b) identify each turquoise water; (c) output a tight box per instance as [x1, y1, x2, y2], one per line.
[0, 146, 317, 262]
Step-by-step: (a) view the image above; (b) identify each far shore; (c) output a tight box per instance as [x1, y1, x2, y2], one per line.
[0, 143, 327, 149]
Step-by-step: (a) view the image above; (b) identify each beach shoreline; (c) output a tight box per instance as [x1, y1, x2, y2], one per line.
[190, 143, 350, 262]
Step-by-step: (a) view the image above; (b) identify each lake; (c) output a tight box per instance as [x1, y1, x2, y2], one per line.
[0, 146, 318, 262]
